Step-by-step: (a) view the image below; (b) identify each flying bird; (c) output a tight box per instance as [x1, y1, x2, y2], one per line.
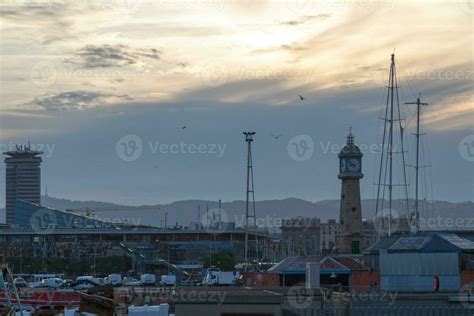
[271, 133, 283, 140]
[182, 126, 186, 129]
[298, 94, 305, 101]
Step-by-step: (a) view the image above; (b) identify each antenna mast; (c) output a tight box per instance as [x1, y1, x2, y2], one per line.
[243, 131, 257, 269]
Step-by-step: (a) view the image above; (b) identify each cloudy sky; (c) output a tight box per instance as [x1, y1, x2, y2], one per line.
[0, 0, 472, 207]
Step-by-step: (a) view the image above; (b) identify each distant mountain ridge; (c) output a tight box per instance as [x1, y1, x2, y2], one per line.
[36, 196, 474, 230]
[1, 196, 472, 230]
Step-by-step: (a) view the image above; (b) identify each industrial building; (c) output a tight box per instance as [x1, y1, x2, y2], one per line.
[364, 231, 474, 291]
[0, 200, 277, 269]
[269, 255, 378, 291]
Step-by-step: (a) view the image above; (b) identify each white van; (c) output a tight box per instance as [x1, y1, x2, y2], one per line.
[106, 274, 122, 286]
[140, 274, 156, 286]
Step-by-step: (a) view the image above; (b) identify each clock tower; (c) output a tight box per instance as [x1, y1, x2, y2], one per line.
[336, 130, 365, 254]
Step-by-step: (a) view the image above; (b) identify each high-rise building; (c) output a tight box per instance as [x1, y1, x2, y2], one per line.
[336, 131, 367, 254]
[3, 144, 43, 225]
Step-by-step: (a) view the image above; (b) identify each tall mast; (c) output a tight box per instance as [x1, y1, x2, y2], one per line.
[243, 131, 257, 269]
[406, 95, 428, 232]
[375, 54, 409, 237]
[388, 54, 395, 236]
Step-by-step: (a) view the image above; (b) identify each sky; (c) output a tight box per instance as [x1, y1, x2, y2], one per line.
[0, 0, 472, 207]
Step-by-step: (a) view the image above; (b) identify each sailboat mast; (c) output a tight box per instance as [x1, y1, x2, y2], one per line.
[406, 96, 428, 231]
[388, 54, 396, 236]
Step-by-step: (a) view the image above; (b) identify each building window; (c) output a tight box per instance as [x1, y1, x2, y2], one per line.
[352, 207, 356, 212]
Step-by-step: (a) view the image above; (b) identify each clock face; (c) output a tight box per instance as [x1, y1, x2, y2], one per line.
[340, 159, 346, 173]
[347, 158, 360, 172]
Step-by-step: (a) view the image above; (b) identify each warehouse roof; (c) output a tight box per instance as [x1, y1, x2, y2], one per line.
[269, 255, 366, 275]
[365, 231, 474, 254]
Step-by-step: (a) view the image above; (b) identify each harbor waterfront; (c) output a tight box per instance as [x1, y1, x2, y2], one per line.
[1, 0, 473, 315]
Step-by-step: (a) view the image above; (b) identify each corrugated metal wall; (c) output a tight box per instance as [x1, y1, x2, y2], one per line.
[380, 253, 459, 275]
[381, 275, 460, 291]
[283, 302, 472, 316]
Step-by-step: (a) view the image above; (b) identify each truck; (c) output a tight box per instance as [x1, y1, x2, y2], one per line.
[160, 274, 176, 286]
[203, 269, 240, 286]
[106, 274, 122, 286]
[140, 274, 156, 286]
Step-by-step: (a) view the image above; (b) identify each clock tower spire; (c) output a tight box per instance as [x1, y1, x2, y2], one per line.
[336, 129, 366, 254]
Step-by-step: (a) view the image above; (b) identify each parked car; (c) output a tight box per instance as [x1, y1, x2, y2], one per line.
[41, 278, 64, 288]
[123, 277, 141, 287]
[73, 281, 95, 291]
[13, 277, 27, 288]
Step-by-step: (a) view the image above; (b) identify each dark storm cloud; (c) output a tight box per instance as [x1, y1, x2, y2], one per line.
[65, 45, 161, 69]
[280, 14, 331, 26]
[25, 90, 131, 111]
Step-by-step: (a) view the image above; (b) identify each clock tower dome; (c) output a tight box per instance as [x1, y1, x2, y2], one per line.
[336, 129, 365, 254]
